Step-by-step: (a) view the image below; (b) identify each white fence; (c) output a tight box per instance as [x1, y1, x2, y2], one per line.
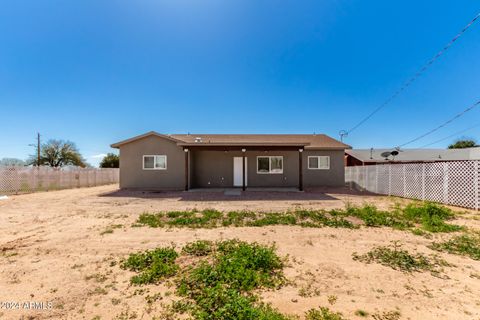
[0, 166, 119, 195]
[345, 161, 480, 210]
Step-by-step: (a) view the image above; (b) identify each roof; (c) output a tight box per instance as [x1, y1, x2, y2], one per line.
[346, 148, 480, 163]
[111, 131, 350, 150]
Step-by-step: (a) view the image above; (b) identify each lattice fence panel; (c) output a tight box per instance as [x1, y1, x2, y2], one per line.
[0, 167, 119, 195]
[376, 165, 390, 195]
[389, 164, 404, 197]
[345, 160, 480, 209]
[404, 163, 424, 200]
[423, 162, 445, 204]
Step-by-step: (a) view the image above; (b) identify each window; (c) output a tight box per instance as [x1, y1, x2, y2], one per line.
[257, 156, 283, 174]
[308, 156, 330, 170]
[143, 155, 167, 170]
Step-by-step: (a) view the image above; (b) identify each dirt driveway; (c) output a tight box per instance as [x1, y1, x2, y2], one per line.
[0, 185, 479, 320]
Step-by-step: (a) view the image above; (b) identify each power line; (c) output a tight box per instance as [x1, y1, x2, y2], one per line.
[419, 122, 480, 148]
[397, 99, 480, 148]
[342, 12, 480, 137]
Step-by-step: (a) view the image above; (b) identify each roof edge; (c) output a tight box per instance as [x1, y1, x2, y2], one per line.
[110, 131, 183, 148]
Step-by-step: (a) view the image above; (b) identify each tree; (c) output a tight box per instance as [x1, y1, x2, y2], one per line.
[99, 153, 119, 168]
[29, 139, 87, 167]
[0, 158, 25, 166]
[448, 139, 479, 149]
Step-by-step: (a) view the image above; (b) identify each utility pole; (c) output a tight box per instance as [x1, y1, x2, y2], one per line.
[37, 132, 41, 167]
[339, 130, 348, 142]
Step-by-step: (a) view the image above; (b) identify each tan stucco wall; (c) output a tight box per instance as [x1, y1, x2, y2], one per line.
[117, 135, 345, 189]
[118, 136, 185, 190]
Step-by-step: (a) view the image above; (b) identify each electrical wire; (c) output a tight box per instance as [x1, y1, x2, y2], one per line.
[419, 122, 480, 148]
[397, 99, 480, 148]
[343, 12, 480, 136]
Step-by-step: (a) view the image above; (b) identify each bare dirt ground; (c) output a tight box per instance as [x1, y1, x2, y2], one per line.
[0, 185, 479, 320]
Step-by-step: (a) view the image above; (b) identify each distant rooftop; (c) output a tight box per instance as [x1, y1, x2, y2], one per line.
[346, 148, 480, 163]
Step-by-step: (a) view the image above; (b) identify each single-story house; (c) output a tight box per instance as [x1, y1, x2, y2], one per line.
[111, 131, 351, 191]
[345, 148, 480, 166]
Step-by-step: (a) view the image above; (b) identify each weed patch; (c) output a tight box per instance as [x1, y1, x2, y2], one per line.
[305, 307, 346, 320]
[134, 202, 459, 234]
[136, 209, 355, 230]
[430, 234, 480, 260]
[353, 242, 449, 273]
[121, 240, 292, 319]
[182, 240, 214, 256]
[121, 247, 178, 285]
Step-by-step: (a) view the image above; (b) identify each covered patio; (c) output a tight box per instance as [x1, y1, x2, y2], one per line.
[181, 144, 308, 192]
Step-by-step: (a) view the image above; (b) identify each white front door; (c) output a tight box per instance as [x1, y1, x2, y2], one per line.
[233, 157, 247, 187]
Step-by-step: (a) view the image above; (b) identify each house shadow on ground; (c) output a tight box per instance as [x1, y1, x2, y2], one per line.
[98, 187, 378, 202]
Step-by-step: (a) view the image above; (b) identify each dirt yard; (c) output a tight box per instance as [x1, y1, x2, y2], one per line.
[0, 185, 479, 320]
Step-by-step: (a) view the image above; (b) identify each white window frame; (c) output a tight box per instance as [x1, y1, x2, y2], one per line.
[256, 156, 284, 174]
[143, 155, 167, 170]
[308, 156, 330, 170]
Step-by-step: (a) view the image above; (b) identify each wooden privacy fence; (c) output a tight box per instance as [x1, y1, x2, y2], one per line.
[0, 166, 119, 195]
[345, 161, 480, 210]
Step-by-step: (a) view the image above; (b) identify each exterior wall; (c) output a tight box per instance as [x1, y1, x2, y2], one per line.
[248, 151, 299, 187]
[119, 136, 185, 190]
[118, 138, 345, 190]
[191, 150, 344, 188]
[191, 150, 299, 188]
[303, 150, 345, 187]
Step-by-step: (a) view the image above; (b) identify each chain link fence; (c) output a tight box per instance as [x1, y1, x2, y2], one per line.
[345, 161, 480, 210]
[0, 166, 119, 195]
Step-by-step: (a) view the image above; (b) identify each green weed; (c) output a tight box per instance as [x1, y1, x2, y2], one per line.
[305, 307, 346, 320]
[430, 234, 480, 260]
[182, 240, 214, 256]
[353, 242, 446, 273]
[121, 247, 178, 285]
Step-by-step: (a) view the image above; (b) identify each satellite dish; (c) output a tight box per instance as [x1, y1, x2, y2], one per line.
[381, 151, 391, 159]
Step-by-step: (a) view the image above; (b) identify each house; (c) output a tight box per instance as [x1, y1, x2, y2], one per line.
[345, 148, 480, 166]
[111, 131, 351, 191]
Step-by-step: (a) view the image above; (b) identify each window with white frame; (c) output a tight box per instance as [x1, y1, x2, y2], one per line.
[257, 156, 283, 174]
[143, 155, 167, 170]
[308, 156, 330, 170]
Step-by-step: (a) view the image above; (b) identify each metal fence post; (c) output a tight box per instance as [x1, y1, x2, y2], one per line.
[402, 164, 406, 198]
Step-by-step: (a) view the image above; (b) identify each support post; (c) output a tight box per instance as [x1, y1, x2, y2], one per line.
[298, 149, 303, 191]
[241, 148, 246, 191]
[184, 148, 189, 191]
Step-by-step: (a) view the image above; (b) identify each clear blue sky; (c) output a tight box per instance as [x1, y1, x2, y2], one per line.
[1, 1, 479, 167]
